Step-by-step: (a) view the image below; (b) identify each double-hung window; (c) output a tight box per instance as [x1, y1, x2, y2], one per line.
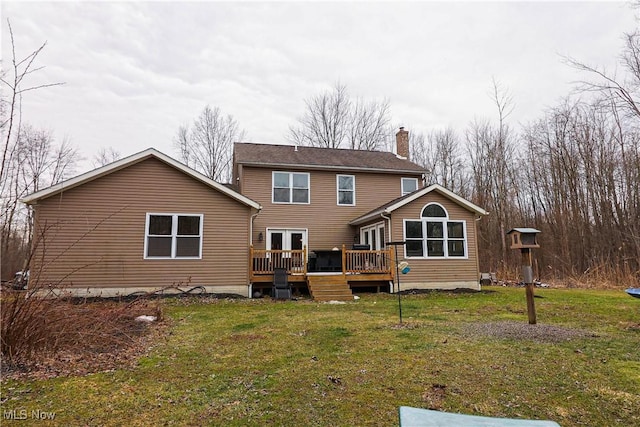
[145, 214, 203, 259]
[337, 174, 355, 206]
[273, 171, 309, 204]
[404, 203, 467, 258]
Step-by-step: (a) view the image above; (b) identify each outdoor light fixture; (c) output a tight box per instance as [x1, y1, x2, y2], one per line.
[258, 232, 264, 243]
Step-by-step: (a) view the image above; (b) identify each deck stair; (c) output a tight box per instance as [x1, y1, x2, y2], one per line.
[307, 274, 353, 302]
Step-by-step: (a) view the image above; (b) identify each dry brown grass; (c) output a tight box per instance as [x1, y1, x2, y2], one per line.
[0, 286, 163, 376]
[494, 260, 639, 289]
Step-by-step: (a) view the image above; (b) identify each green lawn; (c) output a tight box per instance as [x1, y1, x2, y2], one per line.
[1, 287, 639, 426]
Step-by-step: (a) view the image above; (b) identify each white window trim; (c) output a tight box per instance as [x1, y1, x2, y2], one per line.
[272, 171, 310, 204]
[336, 174, 356, 206]
[144, 213, 204, 260]
[401, 177, 419, 196]
[402, 204, 468, 259]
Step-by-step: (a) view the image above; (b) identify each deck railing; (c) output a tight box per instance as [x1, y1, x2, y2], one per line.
[250, 244, 394, 277]
[344, 247, 392, 274]
[250, 246, 307, 275]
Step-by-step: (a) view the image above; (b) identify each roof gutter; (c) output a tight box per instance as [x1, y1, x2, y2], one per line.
[237, 161, 424, 175]
[349, 208, 390, 226]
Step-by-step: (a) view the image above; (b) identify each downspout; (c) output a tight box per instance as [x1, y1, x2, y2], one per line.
[380, 211, 392, 244]
[250, 208, 262, 246]
[380, 211, 393, 293]
[248, 207, 262, 298]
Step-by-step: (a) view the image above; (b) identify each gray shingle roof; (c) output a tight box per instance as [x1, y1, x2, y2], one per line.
[234, 142, 424, 174]
[349, 183, 489, 225]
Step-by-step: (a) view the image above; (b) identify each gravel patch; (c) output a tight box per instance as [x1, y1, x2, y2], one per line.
[463, 321, 598, 343]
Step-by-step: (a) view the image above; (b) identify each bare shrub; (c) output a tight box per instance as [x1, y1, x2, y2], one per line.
[0, 284, 163, 372]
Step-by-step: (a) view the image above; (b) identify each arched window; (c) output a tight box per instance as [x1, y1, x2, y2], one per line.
[421, 204, 446, 218]
[404, 203, 467, 258]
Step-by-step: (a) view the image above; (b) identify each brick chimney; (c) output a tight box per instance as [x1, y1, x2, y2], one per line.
[396, 127, 409, 159]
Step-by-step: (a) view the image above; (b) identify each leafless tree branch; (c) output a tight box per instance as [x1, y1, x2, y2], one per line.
[173, 105, 245, 183]
[288, 83, 390, 150]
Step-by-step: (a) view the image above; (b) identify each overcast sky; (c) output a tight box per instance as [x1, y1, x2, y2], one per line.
[2, 1, 637, 174]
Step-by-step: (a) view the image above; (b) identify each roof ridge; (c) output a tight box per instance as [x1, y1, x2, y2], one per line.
[234, 141, 388, 154]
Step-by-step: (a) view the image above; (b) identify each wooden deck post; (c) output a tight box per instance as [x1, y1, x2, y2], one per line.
[341, 244, 347, 279]
[303, 245, 308, 275]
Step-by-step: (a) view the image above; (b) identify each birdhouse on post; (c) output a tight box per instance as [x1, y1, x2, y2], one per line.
[507, 228, 541, 325]
[508, 228, 541, 250]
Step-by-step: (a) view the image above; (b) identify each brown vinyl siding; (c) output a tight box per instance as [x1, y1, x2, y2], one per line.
[240, 165, 422, 250]
[31, 158, 252, 291]
[388, 192, 480, 285]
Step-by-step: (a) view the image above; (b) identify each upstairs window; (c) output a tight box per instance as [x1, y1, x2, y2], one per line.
[404, 203, 467, 258]
[401, 177, 418, 196]
[337, 174, 355, 206]
[273, 172, 310, 204]
[145, 214, 202, 259]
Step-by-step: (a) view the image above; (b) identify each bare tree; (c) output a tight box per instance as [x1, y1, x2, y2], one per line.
[288, 83, 391, 150]
[0, 20, 68, 281]
[408, 130, 431, 170]
[1, 19, 64, 203]
[174, 105, 245, 183]
[521, 98, 640, 280]
[467, 79, 521, 272]
[348, 98, 391, 150]
[288, 83, 351, 149]
[410, 127, 469, 195]
[564, 16, 640, 121]
[92, 147, 121, 168]
[1, 125, 79, 280]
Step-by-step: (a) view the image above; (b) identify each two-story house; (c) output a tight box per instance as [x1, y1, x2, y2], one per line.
[234, 128, 487, 299]
[23, 129, 487, 300]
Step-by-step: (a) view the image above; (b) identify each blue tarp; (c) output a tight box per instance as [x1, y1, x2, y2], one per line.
[626, 288, 640, 299]
[398, 407, 561, 427]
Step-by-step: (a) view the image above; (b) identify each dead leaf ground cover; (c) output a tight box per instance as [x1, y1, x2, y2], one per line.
[1, 287, 638, 426]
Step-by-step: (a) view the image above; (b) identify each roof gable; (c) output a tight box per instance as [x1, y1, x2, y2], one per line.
[349, 184, 488, 225]
[22, 148, 261, 209]
[234, 142, 424, 174]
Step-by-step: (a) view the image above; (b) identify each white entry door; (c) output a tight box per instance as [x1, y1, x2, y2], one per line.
[267, 228, 307, 269]
[267, 229, 307, 253]
[361, 223, 385, 250]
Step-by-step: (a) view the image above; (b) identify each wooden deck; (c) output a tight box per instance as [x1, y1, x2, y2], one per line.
[250, 245, 395, 301]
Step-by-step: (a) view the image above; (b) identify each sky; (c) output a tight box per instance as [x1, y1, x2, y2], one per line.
[1, 1, 637, 174]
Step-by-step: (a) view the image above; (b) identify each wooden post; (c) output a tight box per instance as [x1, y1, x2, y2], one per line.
[303, 245, 307, 276]
[521, 248, 537, 325]
[341, 244, 347, 279]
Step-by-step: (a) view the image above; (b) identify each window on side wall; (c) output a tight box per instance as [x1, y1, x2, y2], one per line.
[273, 171, 310, 204]
[401, 177, 418, 196]
[403, 203, 467, 258]
[337, 174, 355, 206]
[145, 214, 203, 259]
